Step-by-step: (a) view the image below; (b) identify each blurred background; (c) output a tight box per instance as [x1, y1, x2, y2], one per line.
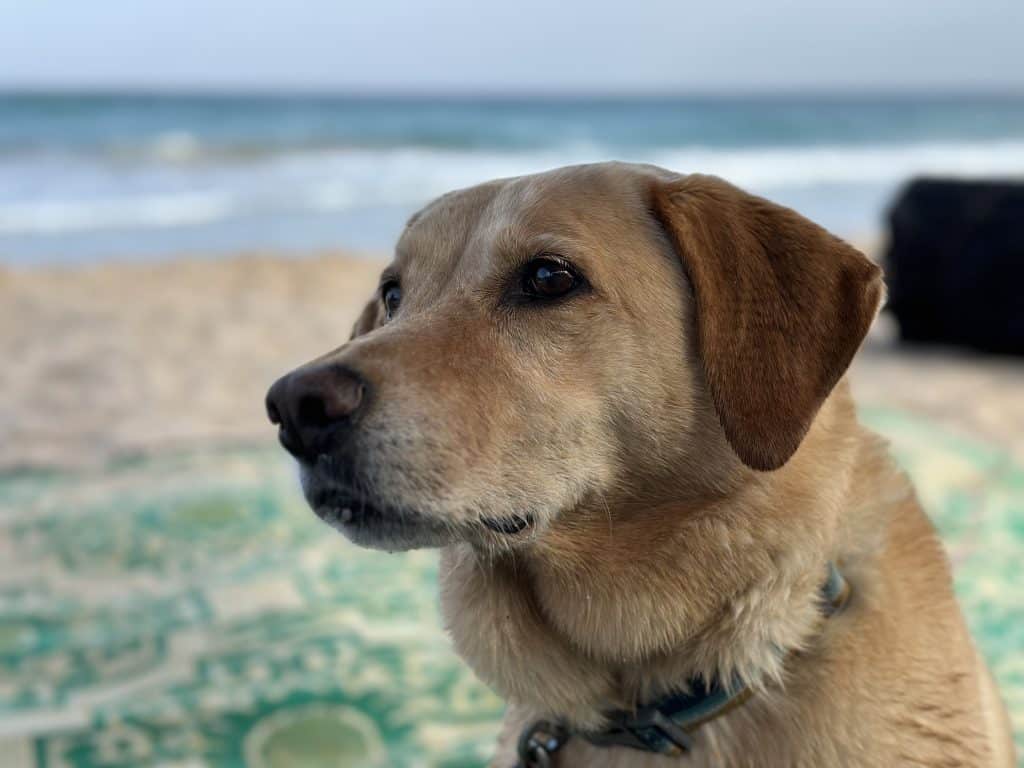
[0, 1, 1022, 766]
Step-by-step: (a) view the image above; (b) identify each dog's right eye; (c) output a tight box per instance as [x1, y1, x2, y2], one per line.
[382, 282, 402, 320]
[522, 257, 581, 300]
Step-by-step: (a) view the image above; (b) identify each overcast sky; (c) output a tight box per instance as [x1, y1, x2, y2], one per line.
[1, 0, 1022, 93]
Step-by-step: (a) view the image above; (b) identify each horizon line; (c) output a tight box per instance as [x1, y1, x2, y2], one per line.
[3, 83, 1024, 101]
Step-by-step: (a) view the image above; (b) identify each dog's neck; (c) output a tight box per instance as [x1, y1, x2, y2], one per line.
[441, 388, 865, 733]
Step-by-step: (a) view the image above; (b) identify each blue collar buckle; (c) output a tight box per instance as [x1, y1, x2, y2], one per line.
[584, 705, 694, 754]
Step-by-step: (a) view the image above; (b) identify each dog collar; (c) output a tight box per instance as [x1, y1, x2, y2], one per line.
[516, 561, 850, 767]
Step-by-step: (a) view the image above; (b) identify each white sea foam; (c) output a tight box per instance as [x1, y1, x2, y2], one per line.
[149, 132, 204, 163]
[2, 139, 1023, 236]
[299, 139, 1024, 213]
[653, 140, 1024, 188]
[0, 193, 234, 234]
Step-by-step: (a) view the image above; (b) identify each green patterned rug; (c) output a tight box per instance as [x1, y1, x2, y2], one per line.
[1, 408, 1021, 767]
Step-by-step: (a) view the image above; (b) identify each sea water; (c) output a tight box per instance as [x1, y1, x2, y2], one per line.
[2, 91, 1024, 263]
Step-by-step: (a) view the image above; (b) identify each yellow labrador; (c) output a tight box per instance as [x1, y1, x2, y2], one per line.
[267, 163, 1014, 767]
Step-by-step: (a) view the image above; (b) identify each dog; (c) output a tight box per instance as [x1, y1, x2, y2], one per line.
[266, 163, 1015, 767]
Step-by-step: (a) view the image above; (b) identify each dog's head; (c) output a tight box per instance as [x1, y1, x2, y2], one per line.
[266, 163, 882, 550]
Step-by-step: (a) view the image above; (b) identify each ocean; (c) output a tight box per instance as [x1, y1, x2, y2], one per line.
[3, 91, 1024, 264]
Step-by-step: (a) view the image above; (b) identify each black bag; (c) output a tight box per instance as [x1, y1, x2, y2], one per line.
[884, 178, 1024, 354]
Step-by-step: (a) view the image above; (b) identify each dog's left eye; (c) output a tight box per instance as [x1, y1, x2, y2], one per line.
[523, 258, 580, 299]
[382, 282, 402, 320]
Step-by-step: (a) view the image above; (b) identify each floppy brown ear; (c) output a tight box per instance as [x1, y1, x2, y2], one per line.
[349, 296, 383, 340]
[651, 174, 884, 471]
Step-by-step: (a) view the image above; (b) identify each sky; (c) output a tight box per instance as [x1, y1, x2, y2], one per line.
[1, 0, 1022, 93]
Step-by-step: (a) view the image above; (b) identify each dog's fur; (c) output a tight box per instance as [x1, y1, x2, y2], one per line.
[276, 163, 1014, 766]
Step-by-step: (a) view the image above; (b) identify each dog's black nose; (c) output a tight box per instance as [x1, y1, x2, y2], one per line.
[266, 363, 369, 461]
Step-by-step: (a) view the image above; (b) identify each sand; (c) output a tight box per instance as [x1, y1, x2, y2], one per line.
[2, 250, 1023, 471]
[0, 253, 383, 469]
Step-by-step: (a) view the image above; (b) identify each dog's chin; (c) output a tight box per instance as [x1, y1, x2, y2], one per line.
[298, 465, 538, 551]
[299, 475, 451, 551]
[315, 502, 456, 551]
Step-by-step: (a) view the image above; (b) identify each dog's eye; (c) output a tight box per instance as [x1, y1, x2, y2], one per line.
[382, 282, 402, 320]
[523, 258, 579, 299]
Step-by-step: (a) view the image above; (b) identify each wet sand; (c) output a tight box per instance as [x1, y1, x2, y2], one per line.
[2, 250, 1022, 470]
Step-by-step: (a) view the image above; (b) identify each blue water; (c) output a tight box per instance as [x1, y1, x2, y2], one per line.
[3, 92, 1024, 263]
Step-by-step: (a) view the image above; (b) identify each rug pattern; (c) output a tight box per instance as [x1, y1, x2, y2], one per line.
[0, 407, 1021, 766]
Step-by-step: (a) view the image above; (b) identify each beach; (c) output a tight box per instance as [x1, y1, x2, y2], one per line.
[0, 252, 382, 468]
[3, 248, 1023, 471]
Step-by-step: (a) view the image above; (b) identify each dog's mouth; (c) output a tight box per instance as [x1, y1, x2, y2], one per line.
[305, 485, 451, 550]
[301, 469, 536, 548]
[480, 514, 535, 535]
[317, 503, 533, 537]
[311, 499, 380, 529]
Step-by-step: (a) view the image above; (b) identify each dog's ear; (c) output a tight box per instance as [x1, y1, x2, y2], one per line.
[651, 174, 884, 471]
[349, 295, 383, 340]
